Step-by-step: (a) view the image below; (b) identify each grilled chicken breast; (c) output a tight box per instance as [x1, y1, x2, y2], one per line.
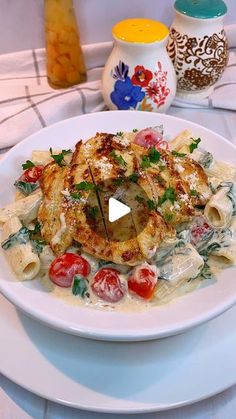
[39, 131, 211, 265]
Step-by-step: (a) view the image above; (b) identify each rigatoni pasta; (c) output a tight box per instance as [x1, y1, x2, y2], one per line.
[1, 216, 40, 280]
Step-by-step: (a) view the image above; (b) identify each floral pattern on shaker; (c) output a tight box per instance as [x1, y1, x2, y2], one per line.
[131, 65, 153, 87]
[110, 76, 145, 110]
[110, 60, 170, 111]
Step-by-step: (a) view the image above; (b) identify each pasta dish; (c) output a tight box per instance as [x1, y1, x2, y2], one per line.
[0, 126, 236, 310]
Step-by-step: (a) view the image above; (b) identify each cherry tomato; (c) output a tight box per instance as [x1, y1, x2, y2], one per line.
[134, 128, 169, 151]
[49, 253, 91, 288]
[191, 221, 212, 246]
[20, 165, 44, 183]
[91, 268, 125, 303]
[128, 264, 158, 300]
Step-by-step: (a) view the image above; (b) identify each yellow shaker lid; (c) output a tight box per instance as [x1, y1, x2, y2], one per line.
[112, 18, 169, 43]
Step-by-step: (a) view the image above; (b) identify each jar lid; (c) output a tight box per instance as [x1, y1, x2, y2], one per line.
[112, 18, 169, 43]
[174, 0, 227, 19]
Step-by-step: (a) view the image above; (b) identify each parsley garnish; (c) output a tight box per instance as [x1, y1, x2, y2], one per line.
[135, 195, 145, 204]
[132, 128, 138, 133]
[141, 156, 151, 169]
[158, 187, 176, 205]
[113, 177, 125, 186]
[189, 138, 201, 153]
[128, 173, 139, 183]
[70, 191, 82, 200]
[22, 160, 35, 170]
[190, 189, 199, 197]
[88, 206, 99, 219]
[148, 147, 161, 163]
[171, 151, 186, 157]
[146, 199, 157, 210]
[163, 212, 174, 222]
[49, 148, 71, 167]
[141, 147, 160, 169]
[116, 131, 124, 137]
[110, 151, 127, 167]
[75, 181, 94, 191]
[72, 275, 89, 298]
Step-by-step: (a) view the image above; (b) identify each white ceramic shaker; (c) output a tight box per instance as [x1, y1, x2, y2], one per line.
[167, 0, 229, 98]
[102, 18, 176, 113]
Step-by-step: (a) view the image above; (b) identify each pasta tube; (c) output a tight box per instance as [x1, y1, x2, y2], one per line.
[1, 216, 40, 280]
[204, 183, 235, 228]
[0, 190, 42, 226]
[31, 150, 72, 166]
[169, 130, 193, 154]
[211, 218, 236, 264]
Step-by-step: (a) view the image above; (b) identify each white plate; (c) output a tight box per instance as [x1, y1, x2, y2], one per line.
[0, 110, 236, 341]
[1, 293, 236, 413]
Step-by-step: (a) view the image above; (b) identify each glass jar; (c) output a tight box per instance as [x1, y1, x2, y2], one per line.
[102, 18, 176, 113]
[44, 0, 87, 89]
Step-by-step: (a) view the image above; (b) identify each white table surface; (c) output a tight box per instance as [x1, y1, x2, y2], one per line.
[0, 105, 236, 418]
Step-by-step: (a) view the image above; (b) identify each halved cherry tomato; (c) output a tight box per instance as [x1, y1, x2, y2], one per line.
[128, 264, 158, 300]
[191, 221, 212, 246]
[49, 253, 91, 288]
[91, 268, 125, 303]
[134, 128, 169, 151]
[20, 165, 44, 183]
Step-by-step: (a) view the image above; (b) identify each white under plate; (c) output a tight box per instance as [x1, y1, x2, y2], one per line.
[0, 111, 236, 341]
[1, 293, 236, 413]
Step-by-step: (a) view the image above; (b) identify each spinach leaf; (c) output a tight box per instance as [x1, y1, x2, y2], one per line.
[72, 275, 89, 298]
[1, 227, 30, 250]
[14, 180, 39, 195]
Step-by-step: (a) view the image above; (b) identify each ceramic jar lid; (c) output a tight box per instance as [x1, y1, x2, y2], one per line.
[174, 0, 227, 19]
[112, 18, 169, 43]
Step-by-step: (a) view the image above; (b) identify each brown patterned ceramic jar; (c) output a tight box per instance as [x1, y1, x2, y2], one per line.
[167, 0, 229, 98]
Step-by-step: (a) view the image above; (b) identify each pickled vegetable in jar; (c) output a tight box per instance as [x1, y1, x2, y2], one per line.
[44, 0, 87, 88]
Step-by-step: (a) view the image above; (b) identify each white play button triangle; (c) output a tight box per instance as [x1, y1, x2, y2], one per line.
[108, 197, 131, 222]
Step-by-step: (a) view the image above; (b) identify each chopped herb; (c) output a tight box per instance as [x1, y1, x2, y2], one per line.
[190, 189, 199, 197]
[94, 184, 103, 192]
[113, 177, 125, 186]
[146, 199, 156, 210]
[14, 180, 39, 195]
[158, 187, 176, 205]
[72, 275, 89, 298]
[141, 156, 151, 169]
[110, 150, 127, 167]
[75, 181, 94, 191]
[148, 147, 160, 163]
[22, 160, 35, 170]
[158, 163, 165, 171]
[135, 195, 145, 204]
[163, 212, 174, 222]
[189, 138, 201, 153]
[88, 206, 99, 219]
[49, 148, 72, 167]
[128, 173, 139, 183]
[1, 227, 30, 250]
[32, 239, 47, 254]
[132, 128, 138, 133]
[171, 151, 186, 157]
[116, 131, 124, 137]
[70, 191, 82, 200]
[155, 175, 164, 183]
